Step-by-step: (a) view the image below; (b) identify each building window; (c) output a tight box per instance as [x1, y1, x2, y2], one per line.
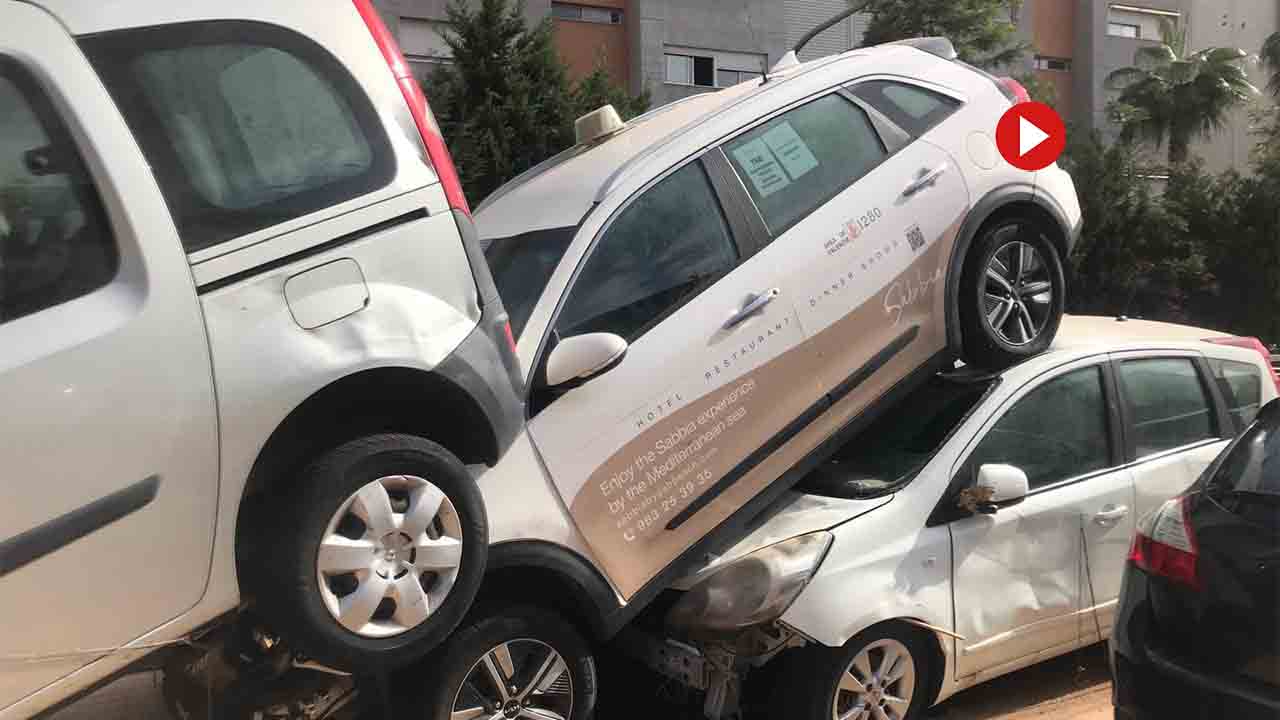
[716, 69, 762, 88]
[1107, 5, 1179, 40]
[665, 47, 764, 88]
[551, 3, 623, 24]
[1034, 56, 1072, 71]
[1107, 22, 1141, 38]
[399, 18, 454, 83]
[665, 53, 714, 87]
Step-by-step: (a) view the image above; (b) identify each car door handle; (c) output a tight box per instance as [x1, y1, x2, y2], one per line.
[902, 164, 948, 197]
[1093, 505, 1130, 525]
[723, 288, 780, 330]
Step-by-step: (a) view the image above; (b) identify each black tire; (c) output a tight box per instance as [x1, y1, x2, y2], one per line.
[251, 434, 487, 671]
[415, 606, 598, 720]
[958, 214, 1065, 370]
[769, 623, 935, 720]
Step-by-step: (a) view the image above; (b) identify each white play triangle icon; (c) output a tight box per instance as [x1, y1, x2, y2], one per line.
[1019, 116, 1049, 156]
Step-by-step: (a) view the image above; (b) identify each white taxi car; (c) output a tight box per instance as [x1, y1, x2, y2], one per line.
[424, 37, 1082, 720]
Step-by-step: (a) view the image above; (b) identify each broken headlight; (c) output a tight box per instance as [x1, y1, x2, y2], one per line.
[666, 532, 832, 631]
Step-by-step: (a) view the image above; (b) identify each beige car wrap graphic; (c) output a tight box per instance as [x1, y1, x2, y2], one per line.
[571, 213, 967, 598]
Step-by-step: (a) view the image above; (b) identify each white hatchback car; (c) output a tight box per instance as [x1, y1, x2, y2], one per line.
[426, 37, 1080, 720]
[653, 317, 1279, 720]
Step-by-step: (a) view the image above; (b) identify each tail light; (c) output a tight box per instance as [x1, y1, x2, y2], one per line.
[1129, 496, 1200, 590]
[1204, 336, 1280, 394]
[503, 320, 518, 355]
[353, 0, 471, 216]
[997, 77, 1031, 105]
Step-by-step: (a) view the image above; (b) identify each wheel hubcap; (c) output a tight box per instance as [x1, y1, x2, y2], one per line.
[983, 234, 1054, 347]
[451, 639, 573, 720]
[316, 475, 463, 638]
[832, 638, 916, 720]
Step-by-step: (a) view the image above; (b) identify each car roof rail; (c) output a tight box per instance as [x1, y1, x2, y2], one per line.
[885, 37, 958, 61]
[938, 365, 1002, 385]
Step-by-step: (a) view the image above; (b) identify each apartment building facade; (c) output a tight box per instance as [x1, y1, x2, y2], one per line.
[370, 0, 628, 85]
[371, 0, 870, 103]
[375, 0, 1277, 170]
[1025, 0, 1278, 171]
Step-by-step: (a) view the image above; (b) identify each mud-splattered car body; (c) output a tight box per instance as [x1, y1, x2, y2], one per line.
[654, 317, 1277, 717]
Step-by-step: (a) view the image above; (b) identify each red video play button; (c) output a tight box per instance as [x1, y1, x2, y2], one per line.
[996, 102, 1065, 171]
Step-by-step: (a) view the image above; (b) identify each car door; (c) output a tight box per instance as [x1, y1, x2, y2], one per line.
[524, 158, 823, 600]
[720, 81, 970, 410]
[949, 359, 1134, 678]
[0, 3, 217, 708]
[1112, 353, 1233, 522]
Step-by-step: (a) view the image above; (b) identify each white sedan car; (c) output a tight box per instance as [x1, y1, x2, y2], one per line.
[654, 316, 1279, 720]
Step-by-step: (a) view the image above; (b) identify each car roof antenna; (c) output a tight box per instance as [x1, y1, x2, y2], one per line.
[792, 2, 870, 57]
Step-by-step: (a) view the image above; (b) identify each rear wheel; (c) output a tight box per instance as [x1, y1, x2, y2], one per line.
[251, 434, 487, 671]
[959, 215, 1065, 370]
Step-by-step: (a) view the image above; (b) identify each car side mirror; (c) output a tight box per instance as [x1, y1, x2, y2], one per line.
[545, 333, 628, 389]
[978, 463, 1030, 505]
[957, 464, 1030, 515]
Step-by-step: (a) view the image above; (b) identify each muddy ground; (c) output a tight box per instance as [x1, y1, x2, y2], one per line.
[52, 644, 1111, 719]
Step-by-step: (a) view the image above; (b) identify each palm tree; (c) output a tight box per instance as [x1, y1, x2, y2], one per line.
[1262, 31, 1280, 97]
[1105, 19, 1257, 164]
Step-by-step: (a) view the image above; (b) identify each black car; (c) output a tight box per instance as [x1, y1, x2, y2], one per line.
[1111, 398, 1280, 719]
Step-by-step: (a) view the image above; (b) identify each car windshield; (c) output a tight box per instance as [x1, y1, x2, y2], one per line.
[1207, 404, 1280, 497]
[801, 373, 997, 497]
[484, 226, 577, 340]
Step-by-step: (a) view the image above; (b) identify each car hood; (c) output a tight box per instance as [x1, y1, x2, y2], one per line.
[670, 490, 893, 590]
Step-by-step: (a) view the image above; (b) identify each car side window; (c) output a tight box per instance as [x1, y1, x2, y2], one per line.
[555, 161, 738, 342]
[1118, 358, 1217, 457]
[0, 58, 118, 325]
[82, 21, 394, 253]
[848, 80, 962, 137]
[968, 367, 1111, 490]
[723, 93, 886, 235]
[1208, 358, 1263, 433]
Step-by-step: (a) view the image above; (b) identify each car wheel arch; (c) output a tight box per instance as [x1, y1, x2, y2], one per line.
[477, 541, 623, 642]
[234, 366, 498, 568]
[945, 185, 1073, 357]
[827, 616, 950, 709]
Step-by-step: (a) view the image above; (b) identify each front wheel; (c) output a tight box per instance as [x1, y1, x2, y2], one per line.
[415, 606, 597, 720]
[958, 215, 1065, 370]
[769, 623, 934, 720]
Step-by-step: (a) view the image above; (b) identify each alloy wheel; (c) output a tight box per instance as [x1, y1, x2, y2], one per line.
[451, 639, 574, 720]
[316, 474, 463, 638]
[983, 233, 1054, 347]
[831, 638, 916, 720]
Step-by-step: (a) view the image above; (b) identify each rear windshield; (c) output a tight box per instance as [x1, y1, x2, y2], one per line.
[809, 374, 996, 495]
[82, 21, 393, 253]
[484, 226, 577, 339]
[1208, 405, 1280, 497]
